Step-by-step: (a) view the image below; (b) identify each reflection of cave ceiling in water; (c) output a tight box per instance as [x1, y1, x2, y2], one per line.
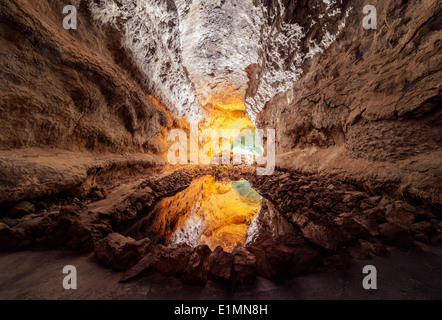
[152, 176, 261, 252]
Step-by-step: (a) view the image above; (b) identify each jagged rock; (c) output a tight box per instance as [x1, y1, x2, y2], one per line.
[155, 243, 194, 275]
[414, 207, 437, 222]
[15, 216, 53, 239]
[410, 221, 435, 236]
[246, 198, 295, 245]
[385, 202, 416, 227]
[335, 217, 371, 241]
[0, 222, 31, 250]
[352, 208, 387, 236]
[276, 234, 321, 275]
[120, 249, 162, 283]
[207, 246, 234, 282]
[431, 234, 442, 247]
[182, 245, 212, 285]
[348, 239, 388, 259]
[88, 187, 107, 201]
[94, 233, 152, 271]
[42, 205, 111, 252]
[43, 206, 83, 247]
[6, 201, 35, 218]
[246, 233, 293, 277]
[379, 223, 414, 248]
[231, 244, 256, 285]
[301, 220, 345, 251]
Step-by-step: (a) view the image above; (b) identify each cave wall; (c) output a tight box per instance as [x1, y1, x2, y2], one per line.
[0, 0, 174, 153]
[0, 0, 180, 204]
[0, 0, 440, 211]
[254, 0, 441, 210]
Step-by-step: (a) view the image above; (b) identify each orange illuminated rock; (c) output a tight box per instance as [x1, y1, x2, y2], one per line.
[149, 176, 261, 252]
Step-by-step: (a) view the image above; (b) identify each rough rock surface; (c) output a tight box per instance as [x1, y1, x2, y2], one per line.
[120, 249, 161, 283]
[256, 0, 441, 210]
[0, 0, 440, 287]
[182, 244, 212, 285]
[246, 233, 293, 277]
[231, 243, 256, 285]
[207, 246, 234, 282]
[0, 0, 170, 152]
[154, 243, 194, 275]
[0, 0, 170, 206]
[94, 232, 152, 271]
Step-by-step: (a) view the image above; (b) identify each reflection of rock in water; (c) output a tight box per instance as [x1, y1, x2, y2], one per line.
[168, 206, 205, 248]
[231, 180, 261, 200]
[158, 176, 261, 252]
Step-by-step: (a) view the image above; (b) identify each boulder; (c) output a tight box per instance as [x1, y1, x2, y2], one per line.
[230, 244, 256, 285]
[431, 234, 442, 247]
[94, 233, 152, 271]
[43, 206, 82, 247]
[301, 220, 345, 251]
[379, 223, 413, 248]
[410, 221, 435, 236]
[120, 249, 162, 283]
[43, 206, 111, 252]
[246, 233, 292, 277]
[0, 222, 31, 250]
[352, 208, 387, 236]
[6, 201, 35, 218]
[277, 234, 322, 275]
[16, 216, 53, 239]
[385, 202, 416, 226]
[182, 245, 212, 285]
[336, 217, 371, 240]
[207, 246, 233, 282]
[155, 243, 194, 275]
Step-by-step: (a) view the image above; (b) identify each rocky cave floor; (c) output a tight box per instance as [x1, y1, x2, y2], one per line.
[1, 165, 442, 299]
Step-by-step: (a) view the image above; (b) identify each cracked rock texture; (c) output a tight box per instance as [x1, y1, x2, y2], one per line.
[0, 0, 170, 204]
[256, 0, 442, 210]
[2, 0, 439, 210]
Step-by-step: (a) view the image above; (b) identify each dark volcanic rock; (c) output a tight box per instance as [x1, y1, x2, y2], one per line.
[94, 233, 152, 271]
[6, 201, 35, 218]
[16, 215, 53, 239]
[207, 246, 234, 282]
[410, 221, 435, 236]
[120, 249, 161, 283]
[323, 253, 352, 270]
[379, 223, 414, 248]
[246, 233, 292, 277]
[43, 206, 83, 247]
[155, 243, 194, 275]
[277, 234, 322, 275]
[301, 220, 345, 252]
[182, 245, 212, 285]
[231, 244, 256, 285]
[43, 205, 112, 252]
[0, 222, 31, 250]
